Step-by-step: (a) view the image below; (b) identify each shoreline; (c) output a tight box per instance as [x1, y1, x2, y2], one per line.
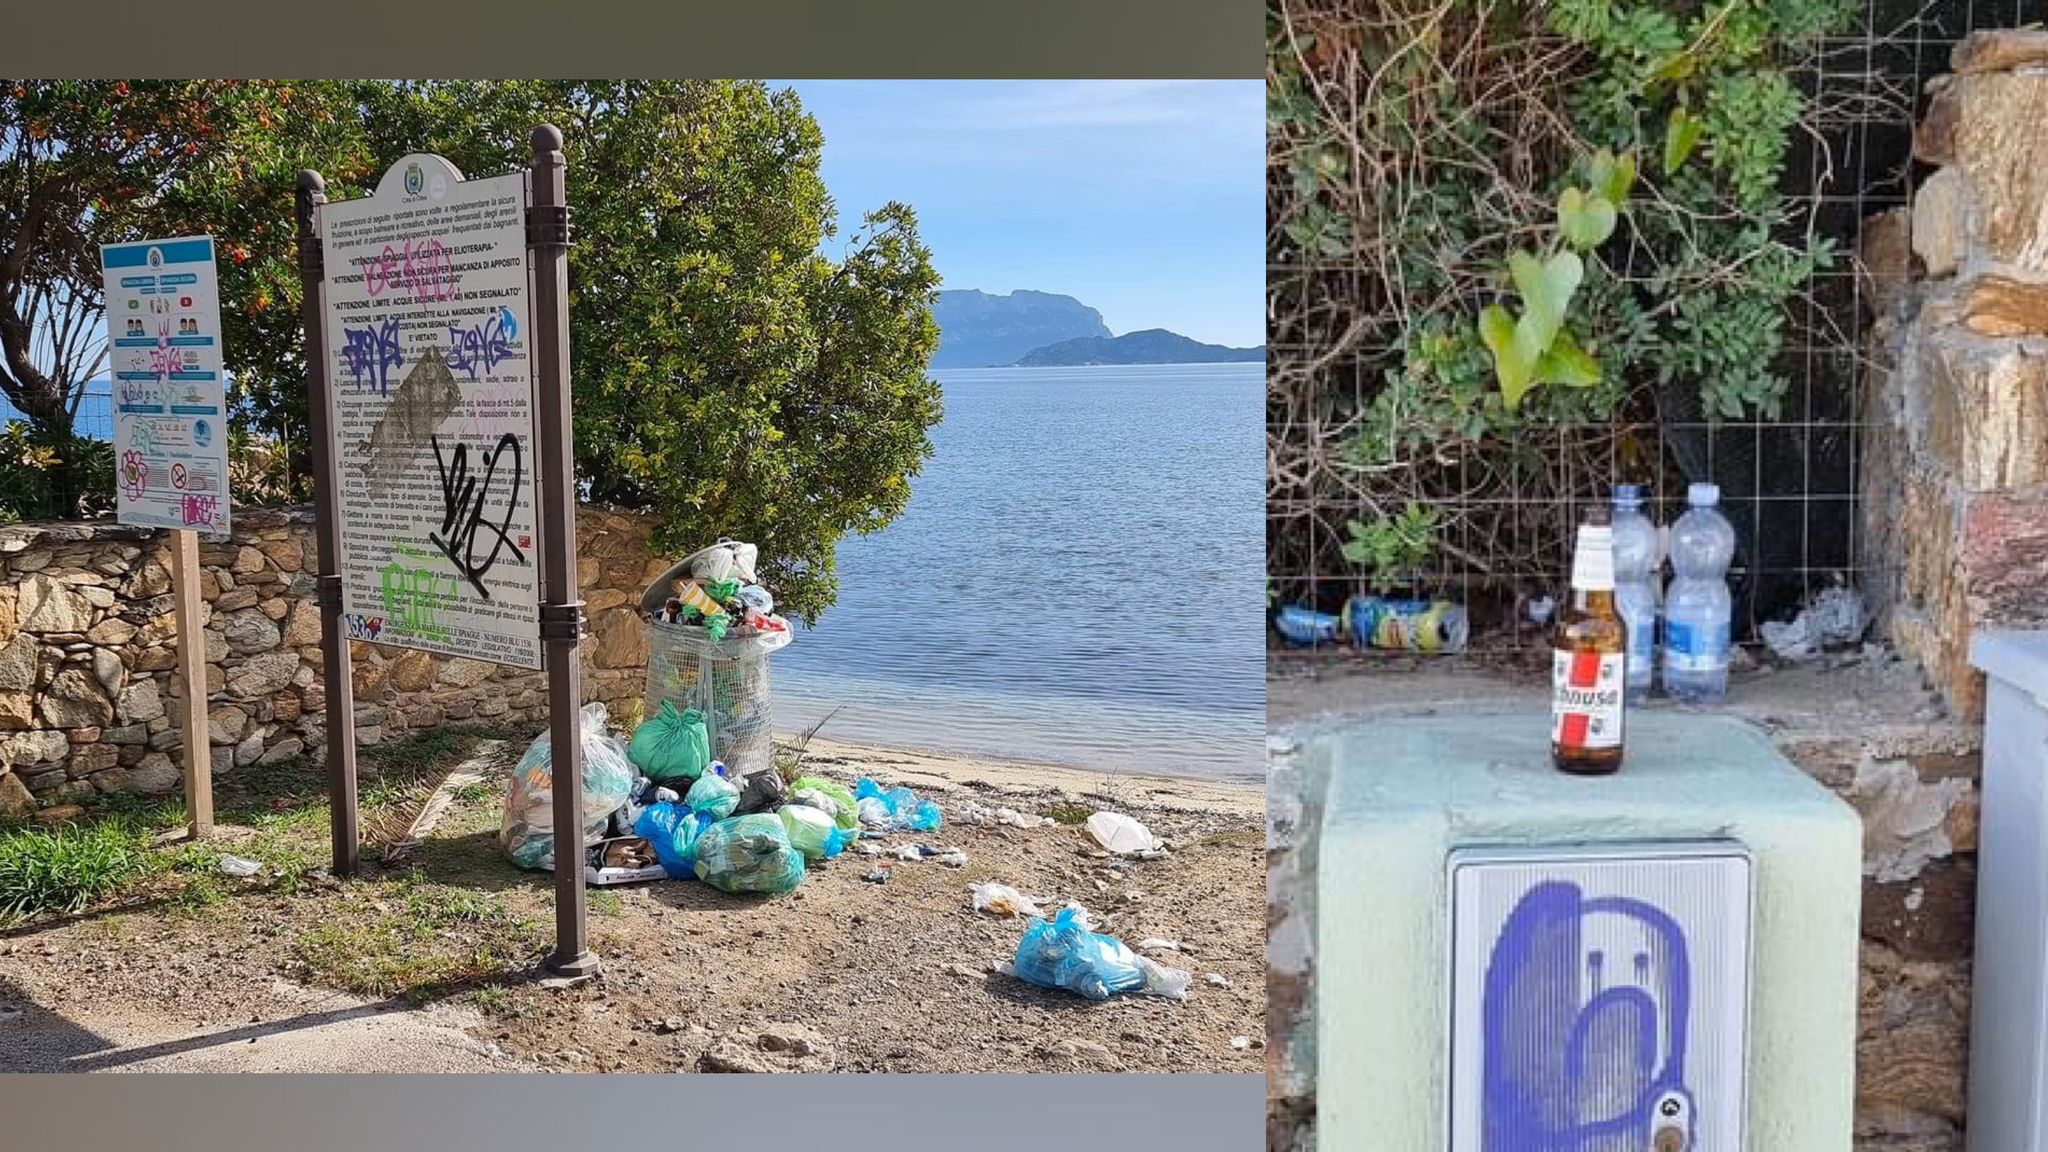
[787, 734, 1264, 817]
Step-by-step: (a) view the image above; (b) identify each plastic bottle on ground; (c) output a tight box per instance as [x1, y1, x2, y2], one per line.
[1661, 482, 1735, 703]
[1610, 484, 1661, 705]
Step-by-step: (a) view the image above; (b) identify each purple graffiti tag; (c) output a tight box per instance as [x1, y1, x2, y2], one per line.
[1480, 881, 1696, 1152]
[179, 493, 219, 528]
[445, 311, 514, 381]
[364, 237, 459, 303]
[340, 318, 405, 395]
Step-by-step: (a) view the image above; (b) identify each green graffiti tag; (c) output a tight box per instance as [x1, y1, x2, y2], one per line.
[381, 561, 457, 643]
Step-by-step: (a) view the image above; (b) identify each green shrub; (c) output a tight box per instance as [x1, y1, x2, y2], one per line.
[0, 818, 150, 923]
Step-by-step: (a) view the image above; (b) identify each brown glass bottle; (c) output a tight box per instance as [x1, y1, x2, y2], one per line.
[1551, 505, 1628, 774]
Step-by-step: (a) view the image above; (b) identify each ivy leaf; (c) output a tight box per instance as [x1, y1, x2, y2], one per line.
[1534, 331, 1603, 387]
[1557, 188, 1618, 250]
[1508, 249, 1583, 359]
[1478, 303, 1535, 410]
[1664, 107, 1704, 175]
[1586, 148, 1637, 205]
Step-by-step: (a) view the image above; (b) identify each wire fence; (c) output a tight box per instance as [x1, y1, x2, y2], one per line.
[1267, 0, 2047, 654]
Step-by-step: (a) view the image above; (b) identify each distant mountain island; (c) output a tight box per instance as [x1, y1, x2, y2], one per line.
[931, 289, 1110, 368]
[931, 288, 1263, 368]
[1015, 328, 1266, 367]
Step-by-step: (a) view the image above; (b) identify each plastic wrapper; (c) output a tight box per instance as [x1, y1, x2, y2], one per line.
[972, 882, 1045, 918]
[1010, 904, 1192, 1001]
[499, 703, 636, 871]
[685, 768, 741, 819]
[692, 813, 807, 894]
[854, 777, 943, 832]
[628, 700, 711, 782]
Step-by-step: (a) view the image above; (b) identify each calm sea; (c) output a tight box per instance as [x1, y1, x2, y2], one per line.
[773, 363, 1265, 781]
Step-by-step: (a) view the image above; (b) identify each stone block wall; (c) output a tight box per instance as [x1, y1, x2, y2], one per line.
[1863, 29, 2048, 722]
[0, 504, 664, 817]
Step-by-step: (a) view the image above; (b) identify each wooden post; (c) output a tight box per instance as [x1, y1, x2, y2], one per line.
[171, 527, 212, 837]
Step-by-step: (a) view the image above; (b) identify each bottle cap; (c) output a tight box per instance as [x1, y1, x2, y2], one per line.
[1688, 482, 1720, 507]
[1570, 524, 1615, 591]
[1613, 484, 1643, 508]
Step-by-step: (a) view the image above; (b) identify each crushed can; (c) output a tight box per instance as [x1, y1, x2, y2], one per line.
[1342, 596, 1469, 653]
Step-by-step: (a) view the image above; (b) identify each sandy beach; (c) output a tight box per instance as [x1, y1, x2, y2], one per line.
[0, 734, 1264, 1073]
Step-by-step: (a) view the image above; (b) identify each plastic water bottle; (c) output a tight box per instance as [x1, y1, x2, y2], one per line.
[1610, 485, 1660, 705]
[1661, 482, 1735, 702]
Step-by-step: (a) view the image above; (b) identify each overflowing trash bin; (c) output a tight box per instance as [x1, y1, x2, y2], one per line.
[638, 538, 792, 783]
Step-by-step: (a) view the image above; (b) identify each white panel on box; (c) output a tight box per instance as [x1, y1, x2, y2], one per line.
[1448, 843, 1753, 1152]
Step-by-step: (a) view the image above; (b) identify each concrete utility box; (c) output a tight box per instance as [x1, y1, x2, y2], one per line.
[1318, 712, 1862, 1152]
[1968, 630, 2048, 1152]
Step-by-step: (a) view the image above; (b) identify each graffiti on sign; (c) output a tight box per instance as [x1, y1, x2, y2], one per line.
[428, 432, 527, 599]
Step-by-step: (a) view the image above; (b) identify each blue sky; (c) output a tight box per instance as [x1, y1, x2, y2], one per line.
[775, 81, 1264, 349]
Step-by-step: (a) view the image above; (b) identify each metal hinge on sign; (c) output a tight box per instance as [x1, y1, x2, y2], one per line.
[539, 600, 587, 642]
[525, 204, 572, 248]
[316, 574, 343, 611]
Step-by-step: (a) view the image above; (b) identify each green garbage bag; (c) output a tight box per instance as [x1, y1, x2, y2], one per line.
[779, 804, 837, 860]
[693, 814, 806, 894]
[627, 700, 710, 782]
[789, 776, 860, 835]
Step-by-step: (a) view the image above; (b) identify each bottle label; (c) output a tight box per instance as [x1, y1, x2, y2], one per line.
[1663, 619, 1730, 673]
[1552, 648, 1625, 749]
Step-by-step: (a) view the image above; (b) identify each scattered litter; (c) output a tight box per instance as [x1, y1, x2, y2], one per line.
[935, 848, 969, 868]
[855, 778, 943, 832]
[1273, 604, 1341, 646]
[1526, 595, 1555, 625]
[997, 807, 1054, 829]
[1085, 812, 1158, 856]
[971, 882, 1047, 918]
[1122, 890, 1144, 903]
[895, 843, 923, 861]
[218, 855, 262, 878]
[853, 841, 882, 856]
[863, 868, 890, 884]
[1135, 938, 1184, 953]
[1205, 973, 1231, 988]
[1230, 1036, 1251, 1051]
[958, 801, 992, 824]
[693, 814, 806, 895]
[1009, 905, 1192, 1001]
[789, 777, 861, 836]
[1760, 582, 1870, 662]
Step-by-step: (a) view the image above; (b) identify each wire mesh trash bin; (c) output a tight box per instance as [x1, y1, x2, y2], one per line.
[638, 566, 791, 782]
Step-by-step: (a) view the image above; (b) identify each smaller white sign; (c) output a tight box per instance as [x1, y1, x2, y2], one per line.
[100, 236, 231, 534]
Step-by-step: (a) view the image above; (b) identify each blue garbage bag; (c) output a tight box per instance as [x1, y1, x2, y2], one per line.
[1011, 905, 1192, 1001]
[854, 777, 943, 832]
[635, 801, 714, 879]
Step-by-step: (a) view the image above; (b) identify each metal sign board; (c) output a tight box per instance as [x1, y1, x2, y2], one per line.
[316, 154, 541, 669]
[1448, 842, 1752, 1152]
[100, 235, 231, 534]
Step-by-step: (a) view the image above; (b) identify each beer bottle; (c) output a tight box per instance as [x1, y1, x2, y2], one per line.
[1552, 504, 1627, 774]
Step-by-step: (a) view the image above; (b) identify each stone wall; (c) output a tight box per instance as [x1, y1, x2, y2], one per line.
[1863, 28, 2048, 722]
[0, 504, 664, 818]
